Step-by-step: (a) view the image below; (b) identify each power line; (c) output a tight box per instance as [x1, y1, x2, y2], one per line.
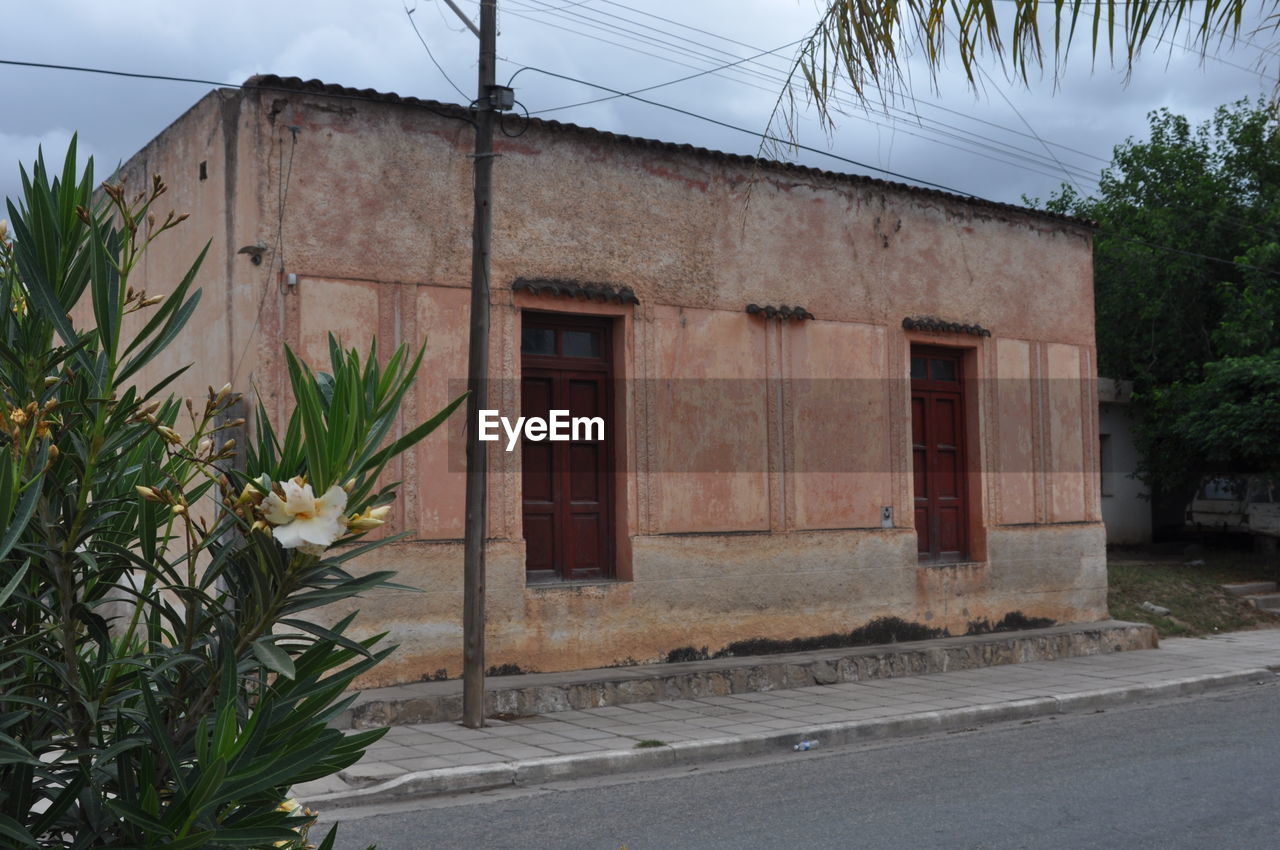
[0, 58, 229, 88]
[0, 57, 475, 127]
[496, 0, 1114, 178]
[523, 37, 807, 116]
[518, 41, 1106, 185]
[498, 4, 789, 98]
[406, 3, 470, 102]
[509, 64, 1045, 196]
[447, 3, 1116, 188]
[509, 0, 800, 93]
[501, 0, 1276, 185]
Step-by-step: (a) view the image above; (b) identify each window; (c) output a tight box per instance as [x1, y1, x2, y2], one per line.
[1099, 433, 1113, 497]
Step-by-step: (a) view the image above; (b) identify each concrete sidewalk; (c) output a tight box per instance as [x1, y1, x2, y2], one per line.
[296, 629, 1280, 809]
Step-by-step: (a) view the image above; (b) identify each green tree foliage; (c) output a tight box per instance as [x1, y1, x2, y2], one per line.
[1043, 100, 1280, 498]
[0, 143, 463, 846]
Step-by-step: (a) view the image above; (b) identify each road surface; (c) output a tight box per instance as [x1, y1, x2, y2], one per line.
[323, 679, 1279, 849]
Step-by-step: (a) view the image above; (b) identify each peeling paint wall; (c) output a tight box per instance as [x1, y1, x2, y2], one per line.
[119, 85, 1106, 685]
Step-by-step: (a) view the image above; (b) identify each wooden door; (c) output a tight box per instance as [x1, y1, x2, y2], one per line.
[911, 348, 968, 562]
[520, 314, 613, 581]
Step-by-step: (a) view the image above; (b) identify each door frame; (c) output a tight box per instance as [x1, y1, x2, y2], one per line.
[909, 342, 982, 564]
[519, 310, 617, 582]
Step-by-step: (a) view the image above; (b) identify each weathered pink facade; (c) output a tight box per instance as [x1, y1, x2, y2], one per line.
[117, 77, 1104, 686]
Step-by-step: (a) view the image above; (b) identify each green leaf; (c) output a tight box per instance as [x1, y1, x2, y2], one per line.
[252, 638, 297, 680]
[0, 444, 48, 561]
[0, 814, 36, 848]
[0, 565, 28, 608]
[206, 826, 301, 846]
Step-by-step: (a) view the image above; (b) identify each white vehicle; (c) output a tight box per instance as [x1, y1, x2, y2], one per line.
[1187, 476, 1280, 547]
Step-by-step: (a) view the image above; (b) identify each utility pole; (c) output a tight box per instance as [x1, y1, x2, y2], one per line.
[461, 0, 499, 729]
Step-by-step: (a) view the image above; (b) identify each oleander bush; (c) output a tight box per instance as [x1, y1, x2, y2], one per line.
[0, 141, 462, 847]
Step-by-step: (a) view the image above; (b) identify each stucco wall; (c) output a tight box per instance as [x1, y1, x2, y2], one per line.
[115, 83, 1106, 684]
[79, 93, 260, 405]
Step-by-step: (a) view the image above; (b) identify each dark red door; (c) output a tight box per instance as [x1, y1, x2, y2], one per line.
[911, 348, 968, 562]
[520, 314, 613, 581]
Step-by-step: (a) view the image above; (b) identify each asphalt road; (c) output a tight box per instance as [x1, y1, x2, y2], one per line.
[323, 680, 1280, 849]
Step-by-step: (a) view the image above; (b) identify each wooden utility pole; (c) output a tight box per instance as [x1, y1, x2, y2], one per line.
[461, 0, 498, 728]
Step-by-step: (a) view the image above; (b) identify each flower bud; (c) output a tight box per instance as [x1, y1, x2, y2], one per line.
[157, 425, 182, 444]
[347, 504, 392, 531]
[136, 485, 162, 502]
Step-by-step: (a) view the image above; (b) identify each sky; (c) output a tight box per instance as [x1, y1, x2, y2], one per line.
[1, 0, 1277, 213]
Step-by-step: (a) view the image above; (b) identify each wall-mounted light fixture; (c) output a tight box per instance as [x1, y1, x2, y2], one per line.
[237, 243, 268, 266]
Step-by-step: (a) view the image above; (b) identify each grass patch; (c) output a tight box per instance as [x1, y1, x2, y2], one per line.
[1108, 548, 1280, 637]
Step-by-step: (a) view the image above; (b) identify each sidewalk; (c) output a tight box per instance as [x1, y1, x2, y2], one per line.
[296, 629, 1280, 809]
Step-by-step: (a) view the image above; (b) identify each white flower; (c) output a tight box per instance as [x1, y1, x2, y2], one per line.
[260, 477, 348, 554]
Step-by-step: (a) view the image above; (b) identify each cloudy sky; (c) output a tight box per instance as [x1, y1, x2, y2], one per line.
[1, 1, 1276, 211]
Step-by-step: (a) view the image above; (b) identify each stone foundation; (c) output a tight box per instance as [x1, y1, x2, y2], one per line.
[338, 619, 1155, 729]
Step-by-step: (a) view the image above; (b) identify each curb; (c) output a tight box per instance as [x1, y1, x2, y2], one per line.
[303, 667, 1274, 809]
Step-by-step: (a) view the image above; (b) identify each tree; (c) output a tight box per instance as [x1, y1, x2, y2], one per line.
[795, 0, 1279, 120]
[1042, 100, 1280, 515]
[0, 144, 463, 846]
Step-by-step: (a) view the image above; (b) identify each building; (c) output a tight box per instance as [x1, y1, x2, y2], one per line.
[116, 76, 1105, 686]
[1097, 378, 1152, 544]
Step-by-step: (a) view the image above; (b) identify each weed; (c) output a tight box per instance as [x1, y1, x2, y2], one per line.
[634, 740, 666, 748]
[965, 612, 1055, 635]
[710, 616, 950, 659]
[665, 646, 710, 663]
